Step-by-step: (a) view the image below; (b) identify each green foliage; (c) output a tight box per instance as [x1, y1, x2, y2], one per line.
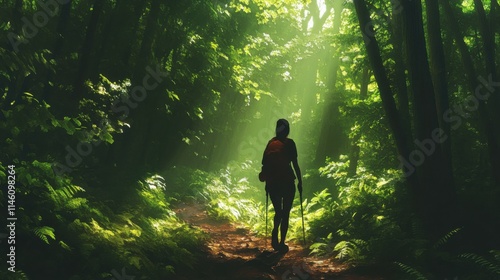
[433, 228, 462, 250]
[390, 227, 500, 280]
[307, 156, 403, 263]
[1, 0, 499, 279]
[0, 161, 207, 279]
[334, 239, 369, 262]
[394, 262, 428, 280]
[459, 252, 500, 277]
[198, 161, 263, 226]
[162, 166, 212, 201]
[304, 155, 499, 279]
[33, 226, 56, 245]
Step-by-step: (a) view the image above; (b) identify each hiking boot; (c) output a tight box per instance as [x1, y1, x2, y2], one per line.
[271, 230, 279, 250]
[278, 243, 289, 253]
[271, 239, 280, 251]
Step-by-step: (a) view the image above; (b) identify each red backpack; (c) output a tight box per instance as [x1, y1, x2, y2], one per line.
[260, 138, 292, 183]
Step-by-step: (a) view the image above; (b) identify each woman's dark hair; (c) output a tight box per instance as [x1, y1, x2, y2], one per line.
[276, 119, 290, 138]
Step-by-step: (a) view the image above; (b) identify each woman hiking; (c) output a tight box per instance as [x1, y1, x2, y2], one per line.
[260, 119, 302, 252]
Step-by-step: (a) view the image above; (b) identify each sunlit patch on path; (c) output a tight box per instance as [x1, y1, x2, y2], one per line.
[174, 202, 388, 280]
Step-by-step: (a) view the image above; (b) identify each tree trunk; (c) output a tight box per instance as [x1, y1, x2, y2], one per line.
[425, 0, 454, 177]
[10, 0, 23, 33]
[492, 0, 500, 35]
[401, 0, 456, 238]
[135, 0, 161, 77]
[355, 0, 456, 239]
[43, 0, 73, 104]
[348, 66, 369, 176]
[391, 3, 412, 146]
[473, 0, 500, 146]
[442, 0, 500, 186]
[353, 0, 414, 181]
[73, 0, 104, 107]
[96, 0, 146, 79]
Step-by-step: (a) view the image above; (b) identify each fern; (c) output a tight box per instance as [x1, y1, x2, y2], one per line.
[59, 240, 71, 251]
[334, 239, 368, 262]
[459, 253, 500, 276]
[394, 262, 428, 280]
[56, 184, 84, 200]
[45, 182, 85, 208]
[493, 250, 500, 263]
[433, 228, 462, 249]
[33, 226, 56, 244]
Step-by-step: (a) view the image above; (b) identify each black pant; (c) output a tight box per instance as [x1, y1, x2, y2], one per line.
[267, 181, 295, 246]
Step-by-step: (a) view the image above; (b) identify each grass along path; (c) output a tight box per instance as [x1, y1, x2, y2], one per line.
[172, 201, 390, 280]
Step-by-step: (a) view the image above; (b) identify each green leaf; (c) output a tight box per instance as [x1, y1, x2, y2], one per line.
[33, 226, 56, 244]
[101, 132, 114, 144]
[59, 241, 71, 251]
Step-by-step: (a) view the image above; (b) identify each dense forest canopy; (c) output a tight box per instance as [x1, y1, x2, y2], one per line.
[1, 0, 500, 279]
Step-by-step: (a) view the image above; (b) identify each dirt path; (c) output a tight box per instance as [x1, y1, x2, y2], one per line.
[173, 202, 389, 280]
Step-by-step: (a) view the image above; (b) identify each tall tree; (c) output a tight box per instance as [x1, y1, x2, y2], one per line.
[391, 2, 412, 143]
[473, 0, 500, 145]
[353, 0, 413, 179]
[73, 0, 105, 108]
[401, 0, 456, 238]
[355, 0, 457, 238]
[442, 0, 500, 186]
[425, 0, 452, 164]
[347, 65, 369, 176]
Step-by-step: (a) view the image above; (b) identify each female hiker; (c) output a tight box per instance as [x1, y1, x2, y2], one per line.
[259, 119, 302, 252]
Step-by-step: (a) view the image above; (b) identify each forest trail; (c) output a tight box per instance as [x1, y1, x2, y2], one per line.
[173, 202, 389, 280]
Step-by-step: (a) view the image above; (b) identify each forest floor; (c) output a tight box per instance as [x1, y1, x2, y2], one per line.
[173, 201, 392, 280]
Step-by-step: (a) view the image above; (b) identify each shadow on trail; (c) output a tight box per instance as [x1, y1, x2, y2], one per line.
[173, 201, 388, 280]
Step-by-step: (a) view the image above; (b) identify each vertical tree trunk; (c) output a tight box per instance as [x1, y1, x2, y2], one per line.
[473, 0, 500, 139]
[425, 0, 454, 176]
[96, 0, 146, 79]
[401, 0, 455, 238]
[43, 0, 73, 104]
[10, 0, 23, 32]
[52, 0, 72, 59]
[348, 66, 369, 176]
[442, 0, 500, 186]
[136, 0, 164, 169]
[391, 3, 412, 145]
[474, 0, 497, 80]
[492, 0, 500, 35]
[135, 0, 161, 73]
[353, 0, 414, 182]
[73, 0, 104, 106]
[355, 0, 456, 239]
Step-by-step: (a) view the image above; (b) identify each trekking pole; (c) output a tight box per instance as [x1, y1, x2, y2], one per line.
[265, 191, 269, 249]
[300, 191, 306, 246]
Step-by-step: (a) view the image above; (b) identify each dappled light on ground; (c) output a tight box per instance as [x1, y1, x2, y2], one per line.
[174, 202, 387, 280]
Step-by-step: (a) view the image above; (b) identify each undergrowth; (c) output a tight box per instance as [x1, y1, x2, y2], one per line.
[305, 156, 500, 279]
[0, 164, 207, 280]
